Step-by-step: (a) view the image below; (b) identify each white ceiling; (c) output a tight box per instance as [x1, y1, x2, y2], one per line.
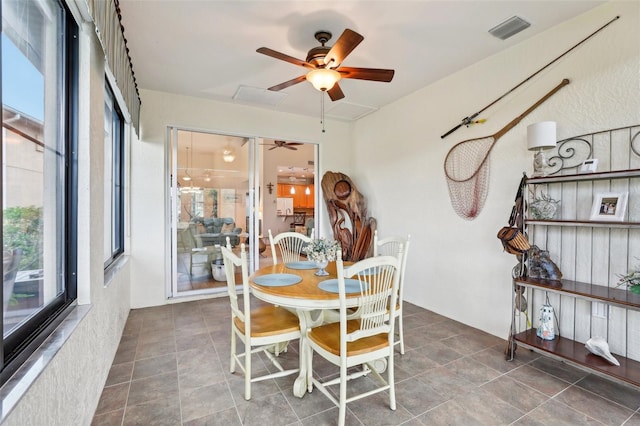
[118, 0, 605, 122]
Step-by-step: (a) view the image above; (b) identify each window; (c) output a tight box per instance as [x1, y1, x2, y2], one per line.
[193, 190, 204, 218]
[1, 0, 78, 383]
[104, 83, 124, 269]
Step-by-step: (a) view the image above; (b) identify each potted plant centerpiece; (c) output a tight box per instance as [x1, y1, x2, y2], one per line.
[304, 238, 340, 276]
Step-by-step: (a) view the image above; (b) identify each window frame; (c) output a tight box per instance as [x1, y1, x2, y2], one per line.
[103, 82, 125, 270]
[0, 0, 79, 384]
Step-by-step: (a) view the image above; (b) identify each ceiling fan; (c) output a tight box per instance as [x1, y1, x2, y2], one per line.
[262, 140, 303, 150]
[257, 29, 395, 101]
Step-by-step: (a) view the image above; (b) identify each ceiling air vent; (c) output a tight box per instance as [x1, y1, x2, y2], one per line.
[488, 16, 531, 40]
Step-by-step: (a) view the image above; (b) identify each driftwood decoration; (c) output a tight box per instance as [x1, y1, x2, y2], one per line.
[321, 171, 376, 261]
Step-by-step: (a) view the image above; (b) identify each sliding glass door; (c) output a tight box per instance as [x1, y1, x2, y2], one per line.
[169, 128, 253, 297]
[167, 128, 318, 298]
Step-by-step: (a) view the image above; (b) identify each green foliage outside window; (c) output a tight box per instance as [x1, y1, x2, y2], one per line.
[3, 206, 43, 271]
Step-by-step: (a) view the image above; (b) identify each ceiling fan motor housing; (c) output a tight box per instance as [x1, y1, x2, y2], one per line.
[306, 46, 330, 67]
[306, 31, 332, 67]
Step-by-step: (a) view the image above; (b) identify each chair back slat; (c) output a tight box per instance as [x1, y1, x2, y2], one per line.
[374, 232, 410, 272]
[373, 232, 410, 300]
[339, 249, 402, 345]
[268, 229, 312, 265]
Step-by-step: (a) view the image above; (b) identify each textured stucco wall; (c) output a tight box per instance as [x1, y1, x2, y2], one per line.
[352, 1, 640, 339]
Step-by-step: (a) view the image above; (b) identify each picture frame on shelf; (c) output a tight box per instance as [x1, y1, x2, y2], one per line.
[590, 191, 628, 222]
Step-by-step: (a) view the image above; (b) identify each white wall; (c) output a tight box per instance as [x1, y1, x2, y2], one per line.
[353, 1, 640, 338]
[131, 92, 352, 307]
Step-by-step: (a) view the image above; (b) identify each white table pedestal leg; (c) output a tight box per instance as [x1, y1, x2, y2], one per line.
[292, 308, 323, 398]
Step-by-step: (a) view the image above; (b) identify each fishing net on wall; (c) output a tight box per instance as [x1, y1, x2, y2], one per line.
[440, 17, 619, 220]
[443, 78, 570, 220]
[444, 136, 494, 220]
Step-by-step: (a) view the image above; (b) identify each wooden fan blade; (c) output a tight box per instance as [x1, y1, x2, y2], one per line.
[338, 66, 394, 82]
[284, 145, 298, 150]
[286, 142, 303, 146]
[323, 29, 364, 69]
[257, 47, 314, 69]
[268, 75, 307, 91]
[327, 83, 345, 101]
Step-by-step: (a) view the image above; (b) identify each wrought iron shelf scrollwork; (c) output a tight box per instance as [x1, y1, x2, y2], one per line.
[544, 125, 640, 176]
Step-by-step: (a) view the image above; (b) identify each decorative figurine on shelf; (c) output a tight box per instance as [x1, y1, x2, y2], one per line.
[585, 337, 620, 366]
[529, 191, 560, 220]
[616, 258, 640, 295]
[527, 245, 562, 281]
[537, 304, 556, 340]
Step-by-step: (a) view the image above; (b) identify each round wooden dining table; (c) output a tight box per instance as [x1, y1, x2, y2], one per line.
[250, 261, 360, 397]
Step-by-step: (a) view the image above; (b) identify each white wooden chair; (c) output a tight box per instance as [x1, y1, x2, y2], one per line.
[220, 243, 301, 400]
[177, 223, 214, 276]
[268, 229, 313, 265]
[374, 230, 411, 354]
[306, 249, 403, 426]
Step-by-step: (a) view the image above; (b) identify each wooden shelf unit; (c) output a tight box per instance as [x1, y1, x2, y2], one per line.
[527, 168, 640, 184]
[509, 125, 640, 389]
[515, 277, 640, 310]
[513, 277, 640, 387]
[513, 329, 640, 388]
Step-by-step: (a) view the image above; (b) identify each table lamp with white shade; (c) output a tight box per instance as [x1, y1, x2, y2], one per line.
[527, 121, 557, 177]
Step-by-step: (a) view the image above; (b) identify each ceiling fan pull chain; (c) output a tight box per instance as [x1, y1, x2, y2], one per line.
[321, 92, 324, 126]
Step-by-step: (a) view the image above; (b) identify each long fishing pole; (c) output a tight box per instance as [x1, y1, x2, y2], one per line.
[441, 15, 620, 139]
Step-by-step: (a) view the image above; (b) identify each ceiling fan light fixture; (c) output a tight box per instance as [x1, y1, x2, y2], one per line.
[223, 149, 235, 163]
[306, 68, 341, 91]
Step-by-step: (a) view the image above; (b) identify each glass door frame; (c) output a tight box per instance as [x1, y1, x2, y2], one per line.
[247, 137, 260, 271]
[166, 128, 318, 299]
[167, 127, 259, 299]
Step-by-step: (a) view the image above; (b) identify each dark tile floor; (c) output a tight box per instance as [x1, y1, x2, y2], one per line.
[92, 299, 640, 425]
